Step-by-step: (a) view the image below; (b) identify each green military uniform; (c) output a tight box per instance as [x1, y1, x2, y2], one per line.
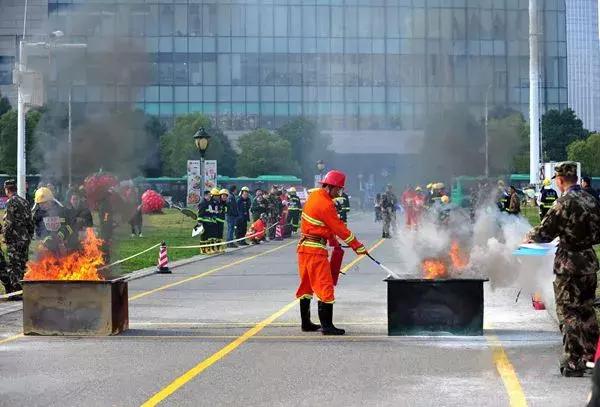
[287, 192, 302, 232]
[0, 181, 34, 293]
[527, 162, 600, 376]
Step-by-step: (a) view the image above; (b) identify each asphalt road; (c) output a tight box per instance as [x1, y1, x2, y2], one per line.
[0, 214, 593, 407]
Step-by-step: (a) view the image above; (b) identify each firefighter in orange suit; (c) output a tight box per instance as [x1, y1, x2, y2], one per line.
[296, 170, 368, 335]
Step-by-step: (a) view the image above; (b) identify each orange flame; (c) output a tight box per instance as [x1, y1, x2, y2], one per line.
[449, 241, 469, 270]
[422, 259, 448, 279]
[24, 228, 105, 281]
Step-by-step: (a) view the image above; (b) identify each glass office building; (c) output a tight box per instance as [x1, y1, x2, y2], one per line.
[40, 0, 569, 132]
[566, 0, 600, 131]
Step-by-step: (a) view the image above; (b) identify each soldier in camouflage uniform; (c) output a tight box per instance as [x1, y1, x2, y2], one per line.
[0, 180, 34, 295]
[526, 162, 600, 377]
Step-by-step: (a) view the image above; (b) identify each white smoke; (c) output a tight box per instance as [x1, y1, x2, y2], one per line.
[392, 201, 554, 297]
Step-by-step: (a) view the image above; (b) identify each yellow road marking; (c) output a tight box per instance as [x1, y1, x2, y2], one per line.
[130, 241, 295, 301]
[0, 334, 24, 345]
[140, 238, 385, 407]
[140, 301, 298, 407]
[486, 332, 528, 407]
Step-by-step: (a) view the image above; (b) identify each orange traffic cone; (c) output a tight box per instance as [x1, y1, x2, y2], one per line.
[157, 241, 171, 274]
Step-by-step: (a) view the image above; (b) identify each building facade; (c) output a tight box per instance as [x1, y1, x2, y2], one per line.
[1, 1, 568, 132]
[0, 1, 569, 188]
[565, 0, 600, 131]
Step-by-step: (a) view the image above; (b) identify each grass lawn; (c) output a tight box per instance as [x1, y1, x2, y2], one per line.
[111, 208, 202, 275]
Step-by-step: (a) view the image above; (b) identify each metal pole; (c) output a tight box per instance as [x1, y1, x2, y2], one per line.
[68, 86, 72, 188]
[484, 84, 491, 178]
[200, 156, 205, 200]
[16, 40, 26, 198]
[529, 0, 541, 186]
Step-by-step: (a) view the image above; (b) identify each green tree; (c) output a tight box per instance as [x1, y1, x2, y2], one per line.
[276, 117, 332, 183]
[142, 115, 167, 177]
[236, 129, 300, 177]
[487, 112, 529, 175]
[567, 133, 600, 176]
[0, 91, 10, 117]
[542, 108, 588, 161]
[0, 109, 41, 174]
[160, 113, 237, 176]
[421, 105, 483, 179]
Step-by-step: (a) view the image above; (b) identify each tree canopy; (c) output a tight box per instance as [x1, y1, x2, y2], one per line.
[0, 108, 42, 174]
[160, 112, 237, 176]
[487, 112, 529, 175]
[567, 133, 600, 176]
[542, 108, 588, 162]
[236, 128, 300, 177]
[276, 117, 332, 183]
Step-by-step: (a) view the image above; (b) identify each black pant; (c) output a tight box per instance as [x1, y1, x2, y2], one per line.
[236, 217, 248, 239]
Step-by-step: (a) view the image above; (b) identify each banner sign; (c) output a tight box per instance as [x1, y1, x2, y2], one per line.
[187, 160, 202, 206]
[204, 160, 218, 191]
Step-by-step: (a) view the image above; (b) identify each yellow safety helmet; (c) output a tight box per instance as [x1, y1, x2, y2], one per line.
[426, 183, 433, 189]
[497, 180, 505, 187]
[415, 186, 422, 191]
[288, 187, 297, 193]
[433, 182, 445, 190]
[241, 186, 250, 192]
[543, 179, 551, 187]
[34, 187, 55, 204]
[219, 188, 229, 196]
[441, 195, 450, 204]
[210, 188, 221, 196]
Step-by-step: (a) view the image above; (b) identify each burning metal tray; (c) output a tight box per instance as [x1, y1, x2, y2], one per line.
[385, 276, 488, 336]
[22, 278, 129, 336]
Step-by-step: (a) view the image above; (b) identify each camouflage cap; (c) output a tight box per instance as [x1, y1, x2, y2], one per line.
[3, 179, 16, 189]
[552, 161, 578, 179]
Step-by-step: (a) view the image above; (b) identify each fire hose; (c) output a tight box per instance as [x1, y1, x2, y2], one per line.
[337, 245, 399, 279]
[366, 253, 400, 279]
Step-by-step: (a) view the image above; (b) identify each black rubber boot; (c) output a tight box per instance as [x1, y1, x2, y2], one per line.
[318, 301, 345, 336]
[300, 298, 320, 332]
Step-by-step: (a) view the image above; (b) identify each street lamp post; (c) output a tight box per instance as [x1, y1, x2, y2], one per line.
[15, 33, 86, 197]
[193, 127, 211, 195]
[484, 84, 492, 178]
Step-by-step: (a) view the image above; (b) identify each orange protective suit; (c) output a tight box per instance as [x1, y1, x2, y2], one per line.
[413, 192, 426, 226]
[401, 189, 418, 229]
[296, 188, 366, 303]
[246, 219, 266, 242]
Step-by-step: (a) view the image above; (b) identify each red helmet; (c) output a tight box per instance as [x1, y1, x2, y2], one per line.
[320, 170, 346, 188]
